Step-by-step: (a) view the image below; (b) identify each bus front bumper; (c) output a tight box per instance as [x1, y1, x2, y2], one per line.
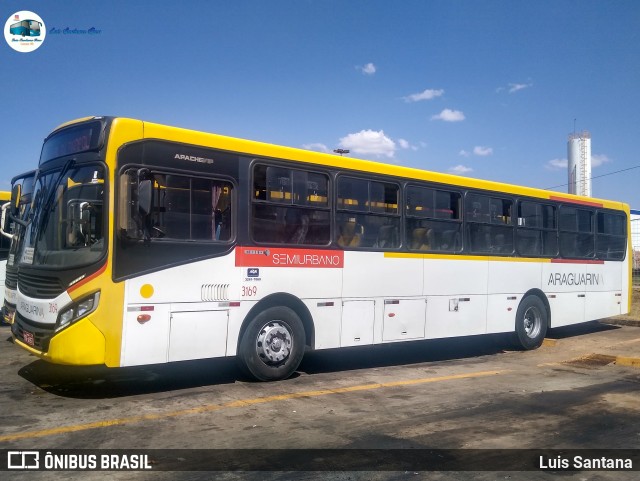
[12, 316, 106, 365]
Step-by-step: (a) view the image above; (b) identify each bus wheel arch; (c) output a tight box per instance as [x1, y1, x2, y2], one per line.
[513, 289, 550, 350]
[236, 293, 315, 381]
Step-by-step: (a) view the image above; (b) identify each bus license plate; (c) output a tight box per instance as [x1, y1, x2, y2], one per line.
[23, 331, 35, 347]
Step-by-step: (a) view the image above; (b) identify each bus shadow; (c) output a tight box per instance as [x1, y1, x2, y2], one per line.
[547, 320, 620, 340]
[299, 334, 512, 376]
[18, 357, 240, 399]
[16, 321, 618, 399]
[300, 321, 620, 375]
[17, 335, 509, 399]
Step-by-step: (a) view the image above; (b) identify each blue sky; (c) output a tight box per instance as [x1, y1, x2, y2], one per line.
[2, 0, 639, 208]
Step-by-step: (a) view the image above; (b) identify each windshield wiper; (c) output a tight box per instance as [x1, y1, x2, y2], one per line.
[37, 158, 76, 237]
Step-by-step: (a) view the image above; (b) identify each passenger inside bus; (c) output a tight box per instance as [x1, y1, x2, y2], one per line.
[337, 217, 362, 247]
[286, 210, 309, 244]
[374, 224, 398, 248]
[410, 227, 433, 251]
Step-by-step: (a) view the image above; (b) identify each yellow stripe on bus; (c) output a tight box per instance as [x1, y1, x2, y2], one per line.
[384, 252, 552, 263]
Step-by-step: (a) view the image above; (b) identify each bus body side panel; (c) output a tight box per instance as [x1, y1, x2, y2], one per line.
[120, 247, 346, 365]
[342, 252, 422, 299]
[486, 260, 543, 334]
[342, 252, 424, 346]
[583, 261, 623, 320]
[234, 246, 344, 351]
[543, 262, 587, 327]
[302, 299, 342, 350]
[424, 258, 488, 339]
[542, 260, 623, 327]
[625, 253, 631, 316]
[120, 251, 238, 366]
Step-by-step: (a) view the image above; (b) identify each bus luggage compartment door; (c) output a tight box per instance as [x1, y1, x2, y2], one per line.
[168, 309, 229, 362]
[341, 300, 374, 347]
[382, 298, 426, 342]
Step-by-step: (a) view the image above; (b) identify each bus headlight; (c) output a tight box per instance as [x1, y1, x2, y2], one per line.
[56, 292, 100, 332]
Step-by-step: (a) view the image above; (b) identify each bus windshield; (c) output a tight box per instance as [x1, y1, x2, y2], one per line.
[28, 21, 41, 36]
[20, 165, 106, 269]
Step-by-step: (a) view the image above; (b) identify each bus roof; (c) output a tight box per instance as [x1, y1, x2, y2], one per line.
[53, 116, 629, 213]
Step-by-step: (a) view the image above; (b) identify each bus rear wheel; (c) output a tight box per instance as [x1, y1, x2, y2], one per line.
[513, 295, 548, 350]
[238, 306, 305, 381]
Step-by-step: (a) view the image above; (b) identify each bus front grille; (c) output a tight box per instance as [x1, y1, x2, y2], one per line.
[4, 267, 18, 289]
[18, 272, 64, 299]
[12, 312, 54, 352]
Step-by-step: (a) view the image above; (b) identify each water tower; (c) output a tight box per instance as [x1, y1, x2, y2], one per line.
[567, 131, 591, 197]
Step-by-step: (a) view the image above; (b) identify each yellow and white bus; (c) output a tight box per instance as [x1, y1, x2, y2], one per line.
[1, 171, 36, 324]
[0, 191, 11, 305]
[10, 117, 631, 380]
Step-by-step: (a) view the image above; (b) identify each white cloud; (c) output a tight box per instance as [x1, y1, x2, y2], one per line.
[398, 138, 418, 151]
[459, 150, 470, 157]
[339, 129, 396, 158]
[546, 158, 568, 170]
[431, 109, 465, 122]
[302, 143, 330, 153]
[545, 154, 610, 171]
[360, 63, 376, 75]
[496, 82, 534, 94]
[449, 165, 473, 175]
[473, 146, 493, 156]
[508, 82, 533, 93]
[404, 88, 444, 103]
[592, 154, 612, 167]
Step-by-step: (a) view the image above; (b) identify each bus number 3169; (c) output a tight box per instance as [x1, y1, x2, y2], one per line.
[242, 285, 258, 297]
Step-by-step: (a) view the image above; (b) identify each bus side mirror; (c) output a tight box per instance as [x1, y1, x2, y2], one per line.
[0, 204, 12, 240]
[138, 180, 152, 216]
[10, 184, 21, 218]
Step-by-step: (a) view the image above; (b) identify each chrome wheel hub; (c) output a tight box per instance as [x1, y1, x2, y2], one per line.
[256, 321, 292, 364]
[523, 306, 542, 339]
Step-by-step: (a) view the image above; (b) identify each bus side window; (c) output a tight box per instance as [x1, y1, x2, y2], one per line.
[251, 164, 330, 246]
[406, 186, 461, 253]
[516, 201, 558, 257]
[121, 170, 233, 243]
[596, 212, 626, 260]
[466, 194, 513, 254]
[559, 206, 594, 258]
[336, 177, 399, 250]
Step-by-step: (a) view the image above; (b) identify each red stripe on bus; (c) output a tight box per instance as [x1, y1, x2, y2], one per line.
[550, 259, 605, 265]
[235, 247, 344, 268]
[548, 196, 603, 208]
[67, 262, 108, 293]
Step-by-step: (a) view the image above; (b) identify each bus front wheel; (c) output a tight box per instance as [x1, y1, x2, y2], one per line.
[513, 295, 548, 350]
[238, 306, 305, 381]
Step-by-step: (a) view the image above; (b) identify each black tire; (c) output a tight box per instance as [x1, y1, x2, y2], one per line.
[513, 295, 548, 350]
[237, 306, 305, 381]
